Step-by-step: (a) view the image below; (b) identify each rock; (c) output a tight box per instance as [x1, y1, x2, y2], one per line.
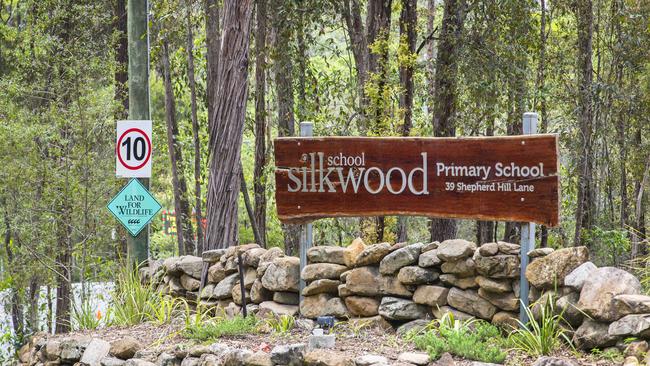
[100, 356, 127, 366]
[212, 273, 239, 300]
[344, 238, 367, 267]
[304, 350, 353, 366]
[397, 352, 430, 365]
[180, 274, 200, 291]
[563, 261, 597, 291]
[228, 243, 260, 257]
[258, 301, 299, 317]
[295, 318, 317, 331]
[379, 243, 423, 274]
[435, 306, 475, 322]
[475, 276, 511, 293]
[475, 255, 520, 279]
[302, 263, 348, 282]
[572, 319, 618, 350]
[60, 337, 91, 362]
[381, 275, 413, 297]
[180, 356, 200, 366]
[413, 285, 449, 307]
[528, 248, 554, 258]
[418, 250, 442, 268]
[303, 279, 340, 296]
[203, 249, 226, 263]
[273, 291, 300, 305]
[207, 263, 226, 284]
[477, 288, 519, 311]
[44, 340, 61, 361]
[378, 297, 429, 320]
[232, 284, 251, 305]
[188, 345, 212, 357]
[110, 337, 142, 360]
[199, 284, 216, 299]
[348, 315, 393, 331]
[397, 266, 439, 285]
[625, 341, 648, 360]
[307, 334, 336, 350]
[492, 311, 519, 330]
[345, 296, 380, 317]
[436, 239, 476, 261]
[81, 339, 111, 366]
[257, 247, 285, 276]
[261, 256, 300, 292]
[422, 241, 439, 252]
[609, 314, 650, 337]
[578, 267, 642, 321]
[163, 257, 182, 275]
[243, 267, 257, 289]
[439, 274, 477, 289]
[447, 288, 497, 320]
[345, 266, 411, 297]
[250, 279, 272, 303]
[435, 353, 456, 366]
[623, 356, 640, 366]
[441, 258, 475, 277]
[338, 283, 353, 297]
[223, 349, 254, 366]
[301, 294, 349, 318]
[355, 354, 388, 366]
[353, 242, 392, 267]
[124, 359, 156, 366]
[242, 248, 267, 267]
[245, 351, 273, 366]
[497, 242, 520, 255]
[177, 256, 203, 278]
[396, 319, 430, 335]
[307, 246, 347, 265]
[615, 294, 650, 316]
[479, 243, 499, 257]
[556, 292, 583, 327]
[525, 246, 589, 289]
[531, 357, 579, 366]
[270, 344, 306, 366]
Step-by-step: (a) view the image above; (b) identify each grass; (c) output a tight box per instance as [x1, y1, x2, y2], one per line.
[110, 262, 158, 326]
[507, 294, 573, 356]
[264, 314, 295, 336]
[147, 293, 185, 325]
[408, 312, 507, 363]
[183, 315, 259, 341]
[71, 298, 102, 330]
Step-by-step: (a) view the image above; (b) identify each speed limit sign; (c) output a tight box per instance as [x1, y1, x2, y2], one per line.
[116, 120, 152, 178]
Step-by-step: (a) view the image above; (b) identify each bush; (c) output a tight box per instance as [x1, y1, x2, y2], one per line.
[183, 315, 259, 341]
[71, 298, 102, 330]
[264, 314, 295, 336]
[409, 313, 507, 363]
[109, 263, 158, 326]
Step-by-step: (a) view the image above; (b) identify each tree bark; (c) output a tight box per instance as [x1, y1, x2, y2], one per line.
[430, 0, 466, 241]
[186, 0, 204, 254]
[205, 0, 220, 135]
[205, 0, 253, 250]
[341, 0, 368, 109]
[113, 0, 128, 118]
[162, 41, 195, 255]
[240, 164, 263, 246]
[538, 0, 549, 247]
[253, 0, 267, 247]
[573, 0, 595, 246]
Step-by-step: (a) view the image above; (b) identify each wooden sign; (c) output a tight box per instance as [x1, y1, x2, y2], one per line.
[274, 135, 559, 227]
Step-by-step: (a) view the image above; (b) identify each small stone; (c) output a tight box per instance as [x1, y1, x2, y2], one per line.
[344, 238, 367, 267]
[439, 274, 477, 289]
[609, 314, 650, 337]
[436, 239, 476, 261]
[124, 359, 156, 366]
[345, 296, 380, 317]
[273, 291, 300, 305]
[304, 349, 354, 366]
[422, 241, 439, 252]
[245, 351, 273, 366]
[180, 274, 200, 291]
[307, 246, 347, 265]
[497, 242, 520, 255]
[100, 356, 126, 366]
[433, 306, 474, 322]
[478, 288, 519, 311]
[378, 297, 429, 320]
[528, 248, 554, 258]
[531, 357, 579, 366]
[355, 354, 388, 366]
[250, 279, 272, 303]
[475, 276, 511, 293]
[625, 341, 648, 360]
[418, 250, 442, 267]
[479, 242, 499, 257]
[303, 279, 340, 296]
[492, 311, 519, 330]
[212, 273, 239, 300]
[202, 249, 226, 263]
[615, 294, 650, 316]
[379, 243, 423, 274]
[475, 255, 520, 279]
[441, 258, 476, 277]
[396, 319, 430, 335]
[623, 356, 640, 366]
[307, 334, 336, 349]
[435, 353, 456, 366]
[413, 285, 449, 307]
[207, 262, 226, 284]
[258, 301, 299, 317]
[110, 337, 142, 360]
[177, 256, 203, 278]
[397, 266, 439, 285]
[353, 242, 392, 267]
[270, 344, 306, 366]
[242, 248, 267, 268]
[397, 352, 429, 365]
[80, 338, 111, 366]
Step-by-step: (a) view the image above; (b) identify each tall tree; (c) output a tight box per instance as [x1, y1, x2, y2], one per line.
[205, 0, 220, 134]
[573, 0, 595, 246]
[253, 0, 268, 247]
[430, 0, 466, 242]
[205, 0, 254, 250]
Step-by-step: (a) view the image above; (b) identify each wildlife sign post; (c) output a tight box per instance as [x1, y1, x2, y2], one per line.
[107, 178, 162, 237]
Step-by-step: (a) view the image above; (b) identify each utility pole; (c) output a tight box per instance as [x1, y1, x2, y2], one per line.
[127, 0, 151, 265]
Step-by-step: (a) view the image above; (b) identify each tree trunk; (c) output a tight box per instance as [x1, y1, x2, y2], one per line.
[205, 0, 253, 250]
[341, 0, 368, 110]
[55, 190, 72, 334]
[427, 0, 436, 118]
[538, 0, 549, 247]
[366, 0, 392, 132]
[632, 154, 650, 258]
[240, 164, 264, 246]
[253, 0, 267, 247]
[573, 0, 595, 246]
[430, 0, 466, 242]
[162, 41, 195, 255]
[113, 0, 128, 118]
[186, 0, 204, 254]
[3, 200, 24, 340]
[205, 0, 220, 135]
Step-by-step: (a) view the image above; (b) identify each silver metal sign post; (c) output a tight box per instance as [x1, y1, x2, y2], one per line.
[519, 112, 538, 325]
[299, 121, 314, 302]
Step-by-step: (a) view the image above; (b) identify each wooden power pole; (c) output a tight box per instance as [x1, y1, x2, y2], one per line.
[127, 0, 150, 265]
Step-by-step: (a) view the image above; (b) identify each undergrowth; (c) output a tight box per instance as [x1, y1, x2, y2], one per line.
[183, 315, 258, 341]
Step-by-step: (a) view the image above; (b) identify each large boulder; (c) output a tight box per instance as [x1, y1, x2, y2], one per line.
[352, 242, 392, 267]
[300, 294, 349, 318]
[446, 288, 497, 320]
[213, 273, 239, 300]
[413, 286, 449, 307]
[436, 239, 476, 261]
[207, 262, 227, 284]
[474, 255, 520, 279]
[343, 238, 366, 267]
[397, 266, 439, 285]
[250, 280, 272, 303]
[378, 297, 429, 320]
[379, 243, 423, 274]
[345, 266, 411, 297]
[525, 247, 589, 289]
[261, 257, 300, 292]
[577, 267, 642, 321]
[563, 261, 597, 291]
[418, 250, 441, 268]
[344, 296, 380, 317]
[572, 319, 618, 350]
[177, 256, 203, 278]
[307, 246, 346, 265]
[301, 263, 348, 282]
[608, 314, 650, 338]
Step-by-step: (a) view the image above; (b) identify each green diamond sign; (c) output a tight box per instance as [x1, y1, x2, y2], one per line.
[107, 179, 162, 236]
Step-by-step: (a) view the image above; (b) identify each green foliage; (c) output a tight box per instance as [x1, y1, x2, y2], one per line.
[264, 314, 295, 336]
[508, 296, 573, 356]
[589, 348, 624, 363]
[147, 293, 185, 325]
[109, 264, 157, 326]
[582, 227, 631, 266]
[71, 299, 102, 330]
[409, 313, 507, 363]
[183, 315, 258, 341]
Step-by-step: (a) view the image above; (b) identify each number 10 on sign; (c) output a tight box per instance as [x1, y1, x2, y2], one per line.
[116, 120, 152, 178]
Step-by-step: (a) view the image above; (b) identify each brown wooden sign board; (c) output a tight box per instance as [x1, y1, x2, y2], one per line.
[274, 135, 560, 227]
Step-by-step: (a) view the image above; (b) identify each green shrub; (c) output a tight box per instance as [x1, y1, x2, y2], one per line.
[183, 316, 258, 341]
[410, 313, 506, 363]
[508, 295, 572, 356]
[264, 314, 295, 336]
[71, 298, 102, 330]
[109, 263, 157, 326]
[147, 293, 185, 325]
